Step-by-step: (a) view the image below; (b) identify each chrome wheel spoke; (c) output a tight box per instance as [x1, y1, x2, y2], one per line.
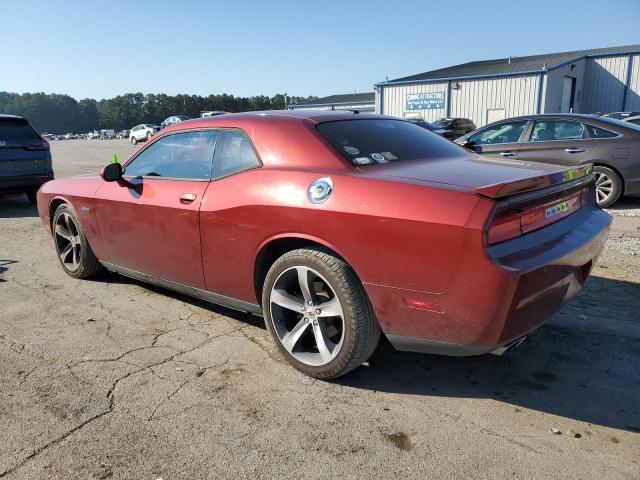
[312, 321, 334, 363]
[296, 266, 314, 303]
[281, 317, 310, 353]
[316, 297, 343, 318]
[271, 289, 304, 312]
[59, 243, 73, 262]
[54, 224, 73, 241]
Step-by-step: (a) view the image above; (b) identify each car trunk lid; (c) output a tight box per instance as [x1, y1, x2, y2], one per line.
[357, 155, 592, 198]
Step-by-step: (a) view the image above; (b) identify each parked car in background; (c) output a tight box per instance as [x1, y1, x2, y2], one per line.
[0, 114, 53, 205]
[456, 113, 640, 207]
[36, 111, 610, 379]
[129, 124, 160, 144]
[161, 115, 191, 128]
[117, 130, 130, 139]
[431, 117, 477, 140]
[601, 111, 640, 120]
[86, 131, 100, 139]
[201, 111, 229, 118]
[100, 129, 115, 140]
[64, 133, 78, 140]
[622, 115, 640, 127]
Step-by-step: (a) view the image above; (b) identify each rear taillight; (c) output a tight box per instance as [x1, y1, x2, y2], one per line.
[487, 188, 588, 245]
[25, 139, 49, 151]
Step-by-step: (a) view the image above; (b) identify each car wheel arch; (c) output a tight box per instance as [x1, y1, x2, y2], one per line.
[586, 161, 625, 195]
[253, 234, 359, 306]
[49, 196, 73, 230]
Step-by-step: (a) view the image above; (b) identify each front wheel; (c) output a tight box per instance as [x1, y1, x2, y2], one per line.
[262, 248, 380, 380]
[52, 204, 103, 279]
[130, 136, 138, 145]
[26, 191, 37, 205]
[594, 165, 623, 208]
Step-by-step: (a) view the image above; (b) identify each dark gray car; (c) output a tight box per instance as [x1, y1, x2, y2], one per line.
[0, 114, 53, 204]
[455, 113, 640, 207]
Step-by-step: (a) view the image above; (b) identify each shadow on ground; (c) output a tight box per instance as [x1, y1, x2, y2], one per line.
[337, 275, 640, 433]
[0, 260, 17, 283]
[0, 195, 38, 218]
[88, 269, 640, 433]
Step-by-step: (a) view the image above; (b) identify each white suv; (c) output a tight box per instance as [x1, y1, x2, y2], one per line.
[129, 124, 160, 144]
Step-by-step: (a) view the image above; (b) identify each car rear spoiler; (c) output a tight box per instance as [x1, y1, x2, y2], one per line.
[474, 164, 593, 199]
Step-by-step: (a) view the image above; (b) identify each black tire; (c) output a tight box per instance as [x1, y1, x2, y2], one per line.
[52, 204, 103, 279]
[262, 248, 380, 380]
[146, 131, 152, 140]
[131, 136, 137, 145]
[26, 191, 37, 205]
[593, 165, 623, 208]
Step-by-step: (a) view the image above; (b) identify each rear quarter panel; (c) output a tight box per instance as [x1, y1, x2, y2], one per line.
[199, 168, 480, 304]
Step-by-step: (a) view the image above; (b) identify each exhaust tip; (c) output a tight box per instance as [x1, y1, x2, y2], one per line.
[490, 335, 528, 356]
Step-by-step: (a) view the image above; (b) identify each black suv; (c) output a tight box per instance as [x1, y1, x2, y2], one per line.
[431, 117, 477, 140]
[0, 115, 53, 204]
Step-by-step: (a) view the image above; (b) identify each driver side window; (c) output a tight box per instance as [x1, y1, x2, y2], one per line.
[124, 130, 218, 180]
[468, 121, 527, 145]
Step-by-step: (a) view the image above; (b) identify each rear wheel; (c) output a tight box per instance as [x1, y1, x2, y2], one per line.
[594, 165, 622, 208]
[146, 131, 152, 140]
[262, 248, 380, 380]
[52, 204, 103, 279]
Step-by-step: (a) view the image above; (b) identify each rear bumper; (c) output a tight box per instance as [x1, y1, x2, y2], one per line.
[0, 173, 54, 195]
[367, 205, 611, 356]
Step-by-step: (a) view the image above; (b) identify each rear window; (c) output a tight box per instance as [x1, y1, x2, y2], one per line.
[0, 118, 41, 145]
[316, 119, 465, 166]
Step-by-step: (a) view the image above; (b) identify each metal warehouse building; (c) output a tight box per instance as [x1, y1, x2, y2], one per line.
[376, 44, 640, 127]
[287, 92, 375, 112]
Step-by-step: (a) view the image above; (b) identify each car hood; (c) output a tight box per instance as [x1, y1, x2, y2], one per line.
[357, 155, 592, 198]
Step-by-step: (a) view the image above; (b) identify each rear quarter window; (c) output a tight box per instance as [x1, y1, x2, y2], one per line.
[316, 119, 465, 166]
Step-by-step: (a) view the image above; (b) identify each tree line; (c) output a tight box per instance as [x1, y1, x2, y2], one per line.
[0, 92, 318, 134]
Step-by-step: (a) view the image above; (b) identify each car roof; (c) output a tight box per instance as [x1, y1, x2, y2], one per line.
[159, 109, 396, 133]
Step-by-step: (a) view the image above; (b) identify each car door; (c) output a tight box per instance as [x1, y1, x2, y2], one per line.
[462, 120, 529, 159]
[94, 129, 218, 289]
[199, 129, 262, 301]
[516, 119, 594, 166]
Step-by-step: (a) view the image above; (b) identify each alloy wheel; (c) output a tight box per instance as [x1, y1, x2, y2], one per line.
[595, 171, 614, 205]
[269, 266, 345, 366]
[54, 212, 82, 272]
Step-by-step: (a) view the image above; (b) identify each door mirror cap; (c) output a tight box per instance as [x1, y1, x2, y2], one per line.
[100, 162, 123, 182]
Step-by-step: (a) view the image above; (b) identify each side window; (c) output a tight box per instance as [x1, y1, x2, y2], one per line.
[629, 119, 640, 126]
[529, 120, 584, 142]
[212, 130, 260, 179]
[467, 121, 527, 145]
[588, 125, 619, 138]
[124, 130, 218, 180]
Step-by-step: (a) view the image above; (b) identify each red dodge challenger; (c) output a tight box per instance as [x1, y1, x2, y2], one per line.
[37, 111, 611, 379]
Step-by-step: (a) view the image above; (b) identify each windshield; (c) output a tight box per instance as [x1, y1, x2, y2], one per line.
[432, 118, 453, 128]
[316, 119, 465, 166]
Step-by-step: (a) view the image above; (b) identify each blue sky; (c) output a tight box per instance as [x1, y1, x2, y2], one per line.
[1, 0, 639, 100]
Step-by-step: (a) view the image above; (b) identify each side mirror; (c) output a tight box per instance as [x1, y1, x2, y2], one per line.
[100, 162, 122, 182]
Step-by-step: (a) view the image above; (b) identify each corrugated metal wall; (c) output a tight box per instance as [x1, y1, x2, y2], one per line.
[450, 75, 540, 127]
[288, 102, 374, 111]
[379, 82, 448, 121]
[626, 55, 640, 111]
[581, 56, 629, 113]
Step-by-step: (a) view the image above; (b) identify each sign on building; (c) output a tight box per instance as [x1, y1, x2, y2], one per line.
[406, 92, 446, 110]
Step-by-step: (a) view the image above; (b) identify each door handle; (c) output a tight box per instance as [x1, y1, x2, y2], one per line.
[500, 152, 516, 157]
[179, 193, 197, 202]
[565, 148, 585, 153]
